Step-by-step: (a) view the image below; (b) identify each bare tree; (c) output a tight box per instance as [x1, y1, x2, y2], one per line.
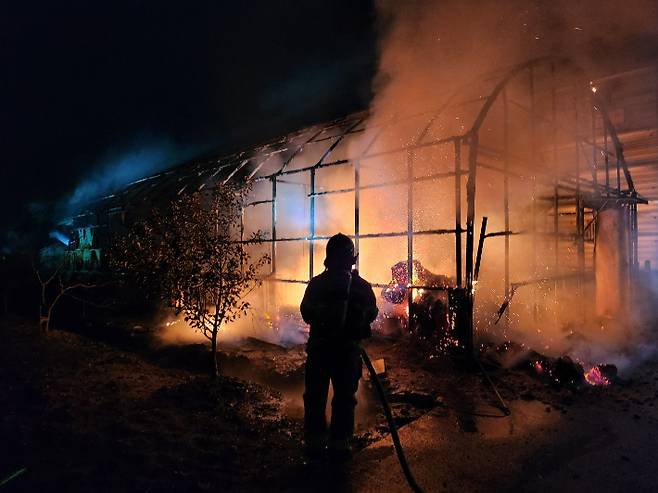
[34, 263, 100, 332]
[112, 181, 269, 377]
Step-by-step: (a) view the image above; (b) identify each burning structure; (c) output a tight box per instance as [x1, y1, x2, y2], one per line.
[56, 56, 655, 360]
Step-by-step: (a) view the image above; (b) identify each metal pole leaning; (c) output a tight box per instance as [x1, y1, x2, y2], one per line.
[474, 217, 488, 281]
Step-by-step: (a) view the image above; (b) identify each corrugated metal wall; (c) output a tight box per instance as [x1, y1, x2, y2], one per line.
[595, 66, 658, 271]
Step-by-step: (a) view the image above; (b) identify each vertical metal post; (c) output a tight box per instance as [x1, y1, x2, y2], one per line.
[309, 168, 316, 279]
[529, 67, 538, 320]
[463, 131, 479, 355]
[503, 89, 510, 324]
[628, 205, 634, 283]
[240, 205, 245, 277]
[553, 185, 559, 289]
[465, 134, 478, 291]
[616, 84, 622, 194]
[576, 149, 585, 273]
[628, 204, 636, 309]
[592, 104, 599, 191]
[591, 95, 601, 312]
[406, 149, 414, 329]
[454, 139, 462, 287]
[576, 185, 585, 258]
[633, 202, 639, 272]
[354, 160, 360, 270]
[270, 177, 278, 314]
[604, 120, 610, 195]
[551, 64, 559, 292]
[271, 177, 277, 275]
[575, 86, 585, 281]
[631, 202, 639, 274]
[617, 204, 629, 311]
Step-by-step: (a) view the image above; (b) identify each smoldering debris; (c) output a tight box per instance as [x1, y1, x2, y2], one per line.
[480, 341, 621, 388]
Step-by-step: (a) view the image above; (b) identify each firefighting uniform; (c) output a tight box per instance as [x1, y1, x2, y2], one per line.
[300, 268, 378, 443]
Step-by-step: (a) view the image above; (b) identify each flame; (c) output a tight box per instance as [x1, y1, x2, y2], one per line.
[158, 298, 309, 346]
[584, 366, 610, 386]
[413, 288, 425, 302]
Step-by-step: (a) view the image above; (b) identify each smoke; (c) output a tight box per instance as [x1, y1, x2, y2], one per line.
[158, 306, 309, 348]
[372, 0, 658, 112]
[153, 1, 658, 370]
[352, 0, 658, 367]
[61, 139, 204, 218]
[48, 230, 70, 246]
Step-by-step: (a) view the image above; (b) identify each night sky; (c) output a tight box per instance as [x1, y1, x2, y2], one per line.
[0, 0, 378, 242]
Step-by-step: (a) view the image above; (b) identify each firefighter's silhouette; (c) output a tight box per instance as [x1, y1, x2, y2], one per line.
[300, 233, 378, 460]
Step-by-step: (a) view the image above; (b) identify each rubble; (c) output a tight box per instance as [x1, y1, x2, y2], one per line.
[480, 341, 618, 389]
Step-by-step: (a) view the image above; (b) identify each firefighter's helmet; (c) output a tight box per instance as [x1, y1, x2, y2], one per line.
[324, 233, 356, 269]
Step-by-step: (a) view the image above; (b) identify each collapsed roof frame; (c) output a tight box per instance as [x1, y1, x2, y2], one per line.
[242, 57, 645, 352]
[85, 56, 645, 353]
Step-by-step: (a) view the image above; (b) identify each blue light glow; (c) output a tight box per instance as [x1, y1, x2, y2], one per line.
[49, 230, 70, 246]
[64, 140, 205, 215]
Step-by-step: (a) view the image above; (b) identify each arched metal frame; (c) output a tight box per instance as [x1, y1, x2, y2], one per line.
[87, 57, 647, 353]
[251, 57, 645, 352]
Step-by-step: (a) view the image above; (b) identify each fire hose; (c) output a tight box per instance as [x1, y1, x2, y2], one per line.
[340, 271, 423, 492]
[361, 347, 425, 493]
[346, 271, 508, 492]
[361, 347, 511, 493]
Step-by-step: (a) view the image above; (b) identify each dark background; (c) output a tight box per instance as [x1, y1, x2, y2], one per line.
[0, 0, 378, 241]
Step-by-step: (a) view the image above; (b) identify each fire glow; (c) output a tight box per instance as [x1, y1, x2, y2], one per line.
[129, 1, 655, 377]
[584, 366, 611, 386]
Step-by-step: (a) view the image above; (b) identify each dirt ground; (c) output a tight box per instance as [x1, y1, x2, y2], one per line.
[0, 320, 301, 493]
[2, 318, 658, 492]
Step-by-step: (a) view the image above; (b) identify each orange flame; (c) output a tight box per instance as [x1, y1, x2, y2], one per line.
[584, 366, 610, 386]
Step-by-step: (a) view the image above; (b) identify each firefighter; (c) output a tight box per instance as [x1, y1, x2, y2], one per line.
[300, 233, 378, 460]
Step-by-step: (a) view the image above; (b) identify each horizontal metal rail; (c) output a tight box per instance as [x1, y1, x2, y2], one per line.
[262, 277, 309, 285]
[244, 199, 273, 207]
[484, 230, 523, 239]
[259, 228, 463, 243]
[308, 170, 468, 197]
[309, 187, 355, 198]
[253, 159, 351, 182]
[259, 278, 457, 291]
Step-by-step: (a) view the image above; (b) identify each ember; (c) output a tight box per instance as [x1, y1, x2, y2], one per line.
[483, 342, 620, 388]
[584, 366, 610, 386]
